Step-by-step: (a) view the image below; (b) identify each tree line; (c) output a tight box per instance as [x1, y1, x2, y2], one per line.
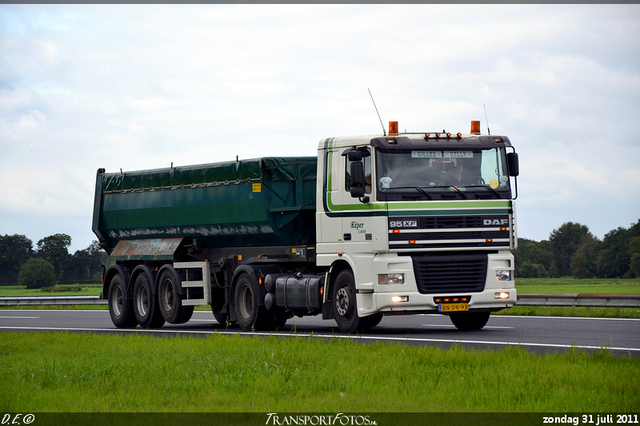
[2, 218, 639, 287]
[515, 219, 640, 279]
[0, 233, 110, 287]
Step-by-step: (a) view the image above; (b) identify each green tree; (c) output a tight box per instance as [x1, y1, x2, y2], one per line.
[0, 234, 34, 286]
[571, 234, 599, 278]
[571, 253, 590, 278]
[66, 241, 110, 283]
[598, 220, 640, 278]
[629, 236, 640, 277]
[518, 261, 548, 278]
[596, 249, 615, 278]
[19, 258, 56, 289]
[549, 222, 593, 277]
[36, 234, 71, 283]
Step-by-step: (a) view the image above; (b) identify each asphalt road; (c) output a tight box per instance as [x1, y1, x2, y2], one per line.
[1, 309, 639, 357]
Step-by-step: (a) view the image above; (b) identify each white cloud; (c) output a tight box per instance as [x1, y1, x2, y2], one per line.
[0, 4, 639, 251]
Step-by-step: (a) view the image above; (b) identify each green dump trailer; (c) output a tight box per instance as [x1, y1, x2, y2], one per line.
[93, 157, 318, 252]
[93, 157, 322, 330]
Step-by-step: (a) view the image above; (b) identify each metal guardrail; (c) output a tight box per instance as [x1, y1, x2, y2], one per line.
[0, 294, 639, 308]
[517, 293, 640, 308]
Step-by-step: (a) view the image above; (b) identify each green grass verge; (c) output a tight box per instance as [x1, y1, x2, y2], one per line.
[0, 332, 638, 413]
[0, 284, 103, 297]
[495, 305, 640, 318]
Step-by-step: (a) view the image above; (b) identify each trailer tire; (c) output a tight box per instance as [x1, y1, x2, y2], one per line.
[449, 311, 490, 331]
[158, 268, 194, 324]
[133, 272, 165, 329]
[234, 273, 270, 331]
[332, 269, 367, 334]
[108, 274, 137, 328]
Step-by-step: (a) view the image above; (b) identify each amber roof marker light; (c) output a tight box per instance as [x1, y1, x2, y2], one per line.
[389, 121, 399, 136]
[470, 120, 481, 135]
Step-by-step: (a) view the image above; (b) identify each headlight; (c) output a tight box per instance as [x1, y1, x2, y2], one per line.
[496, 270, 513, 281]
[378, 273, 404, 285]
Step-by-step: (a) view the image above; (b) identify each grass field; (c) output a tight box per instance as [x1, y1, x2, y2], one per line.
[0, 284, 103, 297]
[1, 331, 638, 413]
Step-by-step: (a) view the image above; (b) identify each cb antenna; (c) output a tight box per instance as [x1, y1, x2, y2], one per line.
[483, 104, 491, 135]
[368, 87, 386, 136]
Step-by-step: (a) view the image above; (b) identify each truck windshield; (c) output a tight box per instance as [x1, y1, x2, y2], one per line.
[376, 148, 511, 200]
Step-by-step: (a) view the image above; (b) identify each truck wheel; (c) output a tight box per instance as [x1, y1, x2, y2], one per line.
[211, 287, 232, 326]
[234, 273, 269, 331]
[270, 309, 290, 330]
[158, 268, 194, 324]
[108, 274, 137, 328]
[362, 312, 383, 329]
[133, 272, 165, 329]
[449, 311, 490, 331]
[332, 270, 367, 333]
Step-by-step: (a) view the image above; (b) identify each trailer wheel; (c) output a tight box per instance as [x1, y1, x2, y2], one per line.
[332, 270, 367, 334]
[133, 272, 165, 329]
[158, 268, 194, 324]
[108, 274, 137, 328]
[234, 273, 269, 331]
[449, 311, 490, 331]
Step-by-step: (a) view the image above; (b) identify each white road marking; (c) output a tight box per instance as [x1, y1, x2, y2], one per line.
[0, 316, 41, 319]
[0, 325, 637, 353]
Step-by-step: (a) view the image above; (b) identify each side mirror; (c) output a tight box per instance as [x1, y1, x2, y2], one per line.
[507, 152, 519, 177]
[350, 161, 366, 198]
[342, 149, 363, 162]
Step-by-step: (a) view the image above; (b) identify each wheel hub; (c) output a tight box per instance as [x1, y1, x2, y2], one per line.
[336, 288, 350, 316]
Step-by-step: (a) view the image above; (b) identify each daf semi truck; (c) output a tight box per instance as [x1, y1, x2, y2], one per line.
[92, 120, 519, 333]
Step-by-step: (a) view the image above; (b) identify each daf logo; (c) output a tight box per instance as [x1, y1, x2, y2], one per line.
[484, 219, 509, 226]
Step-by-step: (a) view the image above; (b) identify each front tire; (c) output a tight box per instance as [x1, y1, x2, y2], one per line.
[108, 274, 137, 328]
[332, 270, 369, 334]
[449, 311, 490, 331]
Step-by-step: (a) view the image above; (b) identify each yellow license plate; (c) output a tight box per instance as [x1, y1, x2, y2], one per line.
[439, 303, 469, 312]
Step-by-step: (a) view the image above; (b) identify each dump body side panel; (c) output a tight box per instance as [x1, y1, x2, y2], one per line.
[92, 157, 317, 251]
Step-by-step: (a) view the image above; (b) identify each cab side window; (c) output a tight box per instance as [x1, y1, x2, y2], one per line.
[345, 148, 371, 194]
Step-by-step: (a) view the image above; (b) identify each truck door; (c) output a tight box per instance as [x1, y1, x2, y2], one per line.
[342, 147, 374, 249]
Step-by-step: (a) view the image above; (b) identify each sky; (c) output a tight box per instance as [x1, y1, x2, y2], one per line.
[1, 4, 639, 254]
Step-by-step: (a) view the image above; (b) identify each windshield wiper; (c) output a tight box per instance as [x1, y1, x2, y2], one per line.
[449, 186, 467, 199]
[419, 184, 469, 199]
[464, 184, 501, 198]
[381, 186, 432, 199]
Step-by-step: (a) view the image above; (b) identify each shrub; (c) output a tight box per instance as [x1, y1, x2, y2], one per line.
[19, 258, 56, 289]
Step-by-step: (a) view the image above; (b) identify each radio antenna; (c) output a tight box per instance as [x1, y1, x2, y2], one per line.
[368, 87, 386, 136]
[483, 104, 491, 135]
